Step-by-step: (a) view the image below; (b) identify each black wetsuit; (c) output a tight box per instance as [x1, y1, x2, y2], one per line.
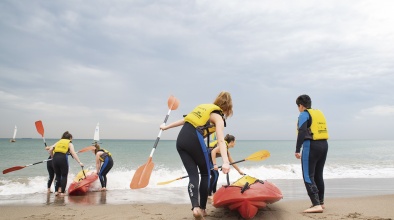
[46, 155, 55, 189]
[296, 110, 329, 206]
[52, 152, 69, 193]
[176, 122, 211, 210]
[98, 152, 113, 188]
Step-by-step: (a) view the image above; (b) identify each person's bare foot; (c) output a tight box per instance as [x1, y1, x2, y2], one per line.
[192, 207, 205, 220]
[201, 209, 208, 217]
[321, 204, 325, 209]
[59, 193, 66, 197]
[100, 187, 107, 191]
[303, 205, 323, 213]
[47, 189, 53, 193]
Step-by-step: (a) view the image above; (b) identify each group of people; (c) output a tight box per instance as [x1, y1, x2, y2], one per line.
[161, 91, 329, 219]
[45, 132, 114, 196]
[43, 91, 328, 219]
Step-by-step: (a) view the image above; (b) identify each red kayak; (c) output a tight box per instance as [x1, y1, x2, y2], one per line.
[68, 170, 98, 196]
[213, 175, 283, 219]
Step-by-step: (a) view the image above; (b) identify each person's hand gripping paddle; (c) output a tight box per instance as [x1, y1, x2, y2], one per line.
[130, 95, 180, 189]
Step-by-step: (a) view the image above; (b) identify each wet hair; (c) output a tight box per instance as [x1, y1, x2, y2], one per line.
[224, 134, 235, 143]
[296, 94, 312, 109]
[213, 91, 233, 118]
[61, 131, 73, 140]
[94, 143, 101, 154]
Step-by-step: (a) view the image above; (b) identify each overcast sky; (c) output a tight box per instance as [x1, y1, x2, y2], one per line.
[1, 0, 394, 140]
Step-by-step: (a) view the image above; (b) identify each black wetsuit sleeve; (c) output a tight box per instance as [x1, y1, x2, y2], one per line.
[296, 121, 308, 153]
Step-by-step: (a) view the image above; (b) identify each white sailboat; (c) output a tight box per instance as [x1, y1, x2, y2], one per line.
[93, 123, 100, 144]
[10, 125, 17, 143]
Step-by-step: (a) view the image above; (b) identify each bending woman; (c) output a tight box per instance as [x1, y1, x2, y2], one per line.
[209, 134, 244, 198]
[95, 143, 114, 191]
[160, 91, 233, 220]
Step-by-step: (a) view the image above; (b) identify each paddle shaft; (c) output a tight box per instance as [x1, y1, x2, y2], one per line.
[2, 146, 94, 174]
[174, 159, 246, 181]
[148, 108, 174, 157]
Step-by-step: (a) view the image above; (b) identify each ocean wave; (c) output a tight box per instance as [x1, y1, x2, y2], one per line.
[1, 163, 393, 196]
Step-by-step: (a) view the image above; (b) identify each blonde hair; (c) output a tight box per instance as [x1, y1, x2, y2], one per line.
[94, 143, 100, 154]
[213, 91, 233, 118]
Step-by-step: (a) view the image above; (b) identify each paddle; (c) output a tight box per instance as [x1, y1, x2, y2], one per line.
[130, 95, 180, 189]
[35, 120, 47, 147]
[157, 150, 270, 185]
[2, 146, 95, 174]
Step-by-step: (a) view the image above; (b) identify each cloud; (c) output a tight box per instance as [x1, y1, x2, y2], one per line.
[356, 105, 394, 118]
[1, 0, 394, 140]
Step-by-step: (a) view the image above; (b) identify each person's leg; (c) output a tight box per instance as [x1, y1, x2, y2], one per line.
[212, 170, 219, 194]
[315, 141, 328, 207]
[47, 160, 55, 192]
[301, 140, 323, 213]
[176, 123, 206, 220]
[99, 157, 113, 189]
[52, 158, 61, 194]
[59, 154, 69, 194]
[208, 169, 218, 196]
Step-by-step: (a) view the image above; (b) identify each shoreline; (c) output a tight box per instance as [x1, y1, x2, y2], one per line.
[2, 178, 394, 206]
[0, 194, 393, 219]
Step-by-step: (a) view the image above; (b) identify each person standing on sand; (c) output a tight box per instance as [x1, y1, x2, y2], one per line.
[208, 134, 244, 199]
[160, 91, 233, 220]
[44, 146, 55, 193]
[295, 94, 329, 213]
[48, 131, 84, 196]
[94, 143, 114, 191]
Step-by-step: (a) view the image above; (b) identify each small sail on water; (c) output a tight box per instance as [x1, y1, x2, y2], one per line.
[93, 123, 100, 144]
[10, 125, 17, 143]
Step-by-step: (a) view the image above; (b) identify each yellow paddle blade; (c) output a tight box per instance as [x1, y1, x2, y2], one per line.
[244, 150, 270, 161]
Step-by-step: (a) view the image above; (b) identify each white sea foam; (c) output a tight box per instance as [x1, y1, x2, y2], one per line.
[1, 163, 393, 196]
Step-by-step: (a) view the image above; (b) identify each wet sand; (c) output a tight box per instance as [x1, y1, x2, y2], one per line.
[0, 194, 393, 219]
[0, 178, 393, 219]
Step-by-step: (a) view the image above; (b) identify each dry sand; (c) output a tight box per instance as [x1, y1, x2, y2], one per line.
[0, 194, 393, 220]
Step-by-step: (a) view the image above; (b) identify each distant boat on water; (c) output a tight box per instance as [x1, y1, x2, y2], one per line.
[9, 125, 17, 143]
[93, 123, 100, 144]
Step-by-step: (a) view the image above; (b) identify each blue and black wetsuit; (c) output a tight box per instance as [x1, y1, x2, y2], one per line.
[98, 150, 113, 188]
[296, 110, 328, 206]
[208, 148, 219, 196]
[176, 122, 211, 210]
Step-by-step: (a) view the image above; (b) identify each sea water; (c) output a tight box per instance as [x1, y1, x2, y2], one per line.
[0, 138, 393, 204]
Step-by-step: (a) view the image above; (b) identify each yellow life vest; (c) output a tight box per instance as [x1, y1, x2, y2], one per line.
[208, 140, 228, 148]
[184, 104, 225, 137]
[307, 109, 329, 140]
[53, 139, 71, 154]
[98, 149, 112, 162]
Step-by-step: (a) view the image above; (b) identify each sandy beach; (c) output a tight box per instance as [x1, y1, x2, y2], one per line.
[0, 194, 393, 220]
[1, 178, 394, 219]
